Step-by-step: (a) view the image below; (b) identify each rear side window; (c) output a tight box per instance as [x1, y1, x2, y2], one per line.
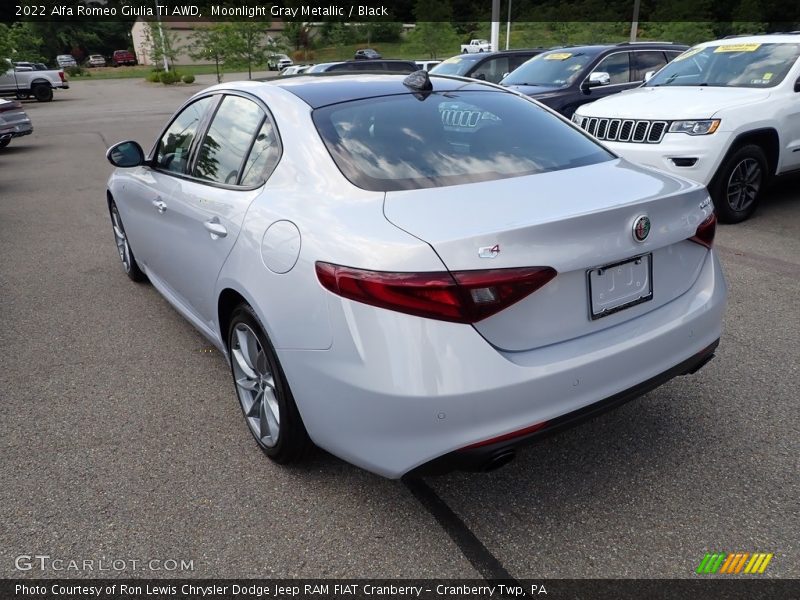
[193, 95, 265, 185]
[313, 91, 613, 191]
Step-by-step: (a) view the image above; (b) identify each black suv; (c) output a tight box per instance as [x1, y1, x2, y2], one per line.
[501, 42, 688, 117]
[430, 49, 546, 84]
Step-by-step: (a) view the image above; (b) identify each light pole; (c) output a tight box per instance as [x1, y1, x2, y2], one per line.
[491, 0, 500, 53]
[630, 0, 641, 43]
[506, 0, 512, 50]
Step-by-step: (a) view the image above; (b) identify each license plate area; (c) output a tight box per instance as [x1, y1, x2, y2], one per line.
[588, 253, 653, 320]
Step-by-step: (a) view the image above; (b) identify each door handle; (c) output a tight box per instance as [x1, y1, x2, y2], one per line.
[151, 199, 167, 214]
[204, 218, 227, 239]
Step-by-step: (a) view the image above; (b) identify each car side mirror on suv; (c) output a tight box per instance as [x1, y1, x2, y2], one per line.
[106, 140, 145, 168]
[795, 76, 800, 93]
[644, 70, 656, 82]
[582, 71, 610, 94]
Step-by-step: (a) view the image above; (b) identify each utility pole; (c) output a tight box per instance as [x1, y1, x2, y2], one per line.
[491, 0, 500, 53]
[630, 0, 640, 43]
[154, 0, 170, 72]
[506, 0, 512, 50]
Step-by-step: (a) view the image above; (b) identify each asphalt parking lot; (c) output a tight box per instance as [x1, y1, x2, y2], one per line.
[1, 76, 798, 580]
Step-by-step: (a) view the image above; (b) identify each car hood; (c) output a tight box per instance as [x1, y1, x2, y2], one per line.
[576, 86, 771, 120]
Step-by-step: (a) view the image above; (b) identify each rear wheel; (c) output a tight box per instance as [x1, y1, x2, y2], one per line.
[711, 144, 767, 223]
[32, 84, 53, 102]
[109, 200, 146, 282]
[228, 304, 311, 464]
[0, 138, 10, 149]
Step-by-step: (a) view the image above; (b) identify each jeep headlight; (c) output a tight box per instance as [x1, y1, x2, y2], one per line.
[668, 119, 720, 135]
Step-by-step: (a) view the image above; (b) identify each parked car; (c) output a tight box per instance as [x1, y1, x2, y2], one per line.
[415, 59, 442, 71]
[355, 48, 382, 60]
[56, 54, 77, 69]
[574, 34, 800, 223]
[501, 42, 688, 117]
[111, 50, 137, 67]
[1, 58, 68, 102]
[268, 54, 293, 71]
[430, 49, 546, 84]
[86, 54, 106, 68]
[461, 39, 492, 53]
[305, 60, 418, 74]
[280, 65, 312, 76]
[104, 72, 726, 478]
[0, 98, 33, 149]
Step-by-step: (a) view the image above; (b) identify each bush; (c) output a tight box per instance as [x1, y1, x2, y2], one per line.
[291, 49, 315, 62]
[159, 70, 181, 85]
[181, 74, 195, 84]
[65, 66, 89, 77]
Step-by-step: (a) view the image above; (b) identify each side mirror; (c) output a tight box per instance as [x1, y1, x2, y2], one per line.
[106, 140, 145, 168]
[795, 76, 800, 92]
[644, 70, 656, 82]
[581, 71, 610, 95]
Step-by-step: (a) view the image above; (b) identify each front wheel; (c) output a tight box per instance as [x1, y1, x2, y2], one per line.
[228, 304, 311, 464]
[0, 138, 10, 149]
[710, 144, 768, 223]
[109, 200, 146, 282]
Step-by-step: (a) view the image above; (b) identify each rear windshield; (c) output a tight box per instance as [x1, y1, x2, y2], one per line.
[312, 90, 613, 191]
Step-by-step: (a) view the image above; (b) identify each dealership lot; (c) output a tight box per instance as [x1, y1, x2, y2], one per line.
[0, 77, 798, 578]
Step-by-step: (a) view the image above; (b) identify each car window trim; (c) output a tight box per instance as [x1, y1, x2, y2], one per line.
[150, 89, 284, 192]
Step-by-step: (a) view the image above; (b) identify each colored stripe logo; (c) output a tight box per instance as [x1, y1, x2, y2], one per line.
[696, 552, 773, 574]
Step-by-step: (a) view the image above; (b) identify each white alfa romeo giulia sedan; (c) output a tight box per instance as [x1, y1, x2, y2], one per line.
[105, 72, 726, 478]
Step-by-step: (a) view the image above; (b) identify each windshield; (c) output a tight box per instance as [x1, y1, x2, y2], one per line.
[501, 50, 595, 87]
[429, 56, 482, 77]
[313, 91, 613, 191]
[646, 42, 800, 88]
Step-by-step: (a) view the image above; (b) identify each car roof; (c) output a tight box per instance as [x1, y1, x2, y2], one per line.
[542, 43, 685, 55]
[268, 73, 502, 108]
[699, 33, 800, 45]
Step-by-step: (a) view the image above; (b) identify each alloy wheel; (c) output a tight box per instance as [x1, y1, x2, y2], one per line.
[230, 323, 281, 447]
[726, 158, 761, 213]
[110, 205, 132, 273]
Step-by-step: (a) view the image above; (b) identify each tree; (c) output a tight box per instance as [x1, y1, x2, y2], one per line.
[407, 22, 461, 59]
[140, 21, 180, 69]
[188, 24, 228, 83]
[219, 22, 275, 80]
[0, 23, 46, 63]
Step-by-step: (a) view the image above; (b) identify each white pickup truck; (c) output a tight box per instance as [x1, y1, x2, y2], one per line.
[460, 39, 492, 54]
[0, 59, 69, 102]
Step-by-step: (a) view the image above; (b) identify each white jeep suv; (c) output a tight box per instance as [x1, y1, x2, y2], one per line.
[573, 34, 800, 222]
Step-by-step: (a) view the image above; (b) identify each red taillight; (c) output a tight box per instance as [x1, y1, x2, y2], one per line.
[0, 101, 22, 112]
[316, 262, 557, 324]
[690, 213, 716, 249]
[59, 71, 65, 82]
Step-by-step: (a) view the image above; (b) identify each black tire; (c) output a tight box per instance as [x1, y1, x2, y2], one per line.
[710, 144, 768, 223]
[32, 84, 53, 102]
[0, 138, 10, 149]
[108, 200, 146, 282]
[227, 304, 311, 464]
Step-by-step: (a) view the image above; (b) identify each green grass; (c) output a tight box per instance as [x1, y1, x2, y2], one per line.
[70, 63, 256, 80]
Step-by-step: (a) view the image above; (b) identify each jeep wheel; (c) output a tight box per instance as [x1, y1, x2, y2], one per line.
[711, 144, 767, 223]
[33, 84, 53, 102]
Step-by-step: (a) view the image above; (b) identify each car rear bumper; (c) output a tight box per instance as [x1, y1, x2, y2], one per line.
[278, 249, 727, 478]
[0, 122, 33, 140]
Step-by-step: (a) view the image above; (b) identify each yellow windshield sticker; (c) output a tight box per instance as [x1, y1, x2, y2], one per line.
[443, 57, 462, 64]
[763, 72, 773, 80]
[673, 47, 703, 62]
[714, 43, 761, 53]
[545, 52, 572, 60]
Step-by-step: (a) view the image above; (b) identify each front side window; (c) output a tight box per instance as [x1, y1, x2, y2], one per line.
[592, 52, 632, 84]
[646, 42, 800, 88]
[154, 96, 215, 174]
[193, 95, 265, 185]
[471, 57, 510, 83]
[634, 51, 668, 81]
[313, 91, 613, 191]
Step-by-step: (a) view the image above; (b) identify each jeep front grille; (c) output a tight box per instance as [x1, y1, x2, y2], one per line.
[575, 116, 668, 144]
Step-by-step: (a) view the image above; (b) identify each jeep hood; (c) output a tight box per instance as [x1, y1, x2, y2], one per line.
[576, 86, 771, 121]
